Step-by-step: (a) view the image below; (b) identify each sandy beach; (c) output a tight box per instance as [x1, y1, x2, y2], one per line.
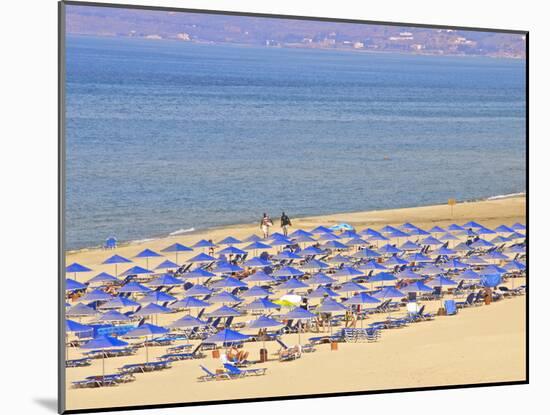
[65, 196, 526, 411]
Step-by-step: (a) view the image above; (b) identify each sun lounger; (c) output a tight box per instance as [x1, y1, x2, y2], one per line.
[83, 347, 137, 359]
[167, 343, 193, 353]
[197, 365, 235, 381]
[456, 293, 476, 308]
[223, 363, 267, 377]
[65, 358, 91, 368]
[444, 299, 458, 316]
[159, 351, 206, 361]
[119, 361, 171, 374]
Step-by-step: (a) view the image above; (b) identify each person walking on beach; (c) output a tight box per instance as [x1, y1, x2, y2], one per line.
[280, 211, 292, 237]
[260, 213, 273, 239]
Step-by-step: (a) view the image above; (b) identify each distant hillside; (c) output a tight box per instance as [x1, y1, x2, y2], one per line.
[65, 5, 526, 59]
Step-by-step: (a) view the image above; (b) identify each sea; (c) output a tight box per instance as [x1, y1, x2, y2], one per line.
[65, 35, 526, 250]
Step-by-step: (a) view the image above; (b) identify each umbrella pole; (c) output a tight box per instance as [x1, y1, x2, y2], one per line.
[102, 351, 105, 382]
[146, 336, 149, 363]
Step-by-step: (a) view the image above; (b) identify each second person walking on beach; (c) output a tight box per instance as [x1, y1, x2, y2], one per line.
[281, 211, 292, 236]
[260, 213, 273, 239]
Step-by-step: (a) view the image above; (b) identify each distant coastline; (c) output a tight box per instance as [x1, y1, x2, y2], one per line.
[65, 192, 526, 254]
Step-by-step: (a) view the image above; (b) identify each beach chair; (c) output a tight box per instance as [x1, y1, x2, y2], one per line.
[197, 365, 234, 381]
[456, 293, 476, 308]
[65, 358, 92, 368]
[444, 300, 458, 316]
[104, 237, 117, 250]
[223, 363, 267, 377]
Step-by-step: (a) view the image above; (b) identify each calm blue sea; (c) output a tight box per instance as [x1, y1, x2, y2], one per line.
[65, 36, 526, 250]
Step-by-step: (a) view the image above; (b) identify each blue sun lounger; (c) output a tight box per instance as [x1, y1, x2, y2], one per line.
[223, 363, 267, 377]
[444, 299, 458, 316]
[197, 365, 234, 381]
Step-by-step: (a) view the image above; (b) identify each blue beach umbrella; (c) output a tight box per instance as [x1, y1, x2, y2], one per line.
[211, 276, 248, 290]
[463, 256, 489, 266]
[307, 286, 339, 299]
[243, 234, 263, 243]
[87, 272, 118, 285]
[66, 319, 93, 333]
[338, 281, 368, 294]
[400, 281, 433, 293]
[326, 254, 351, 265]
[241, 285, 273, 298]
[161, 243, 193, 264]
[182, 268, 216, 280]
[395, 269, 423, 280]
[318, 232, 341, 241]
[345, 292, 380, 305]
[155, 259, 180, 270]
[134, 249, 162, 269]
[345, 237, 368, 247]
[503, 260, 526, 272]
[432, 246, 457, 256]
[209, 291, 243, 304]
[99, 295, 140, 310]
[273, 250, 302, 260]
[384, 256, 408, 266]
[322, 240, 348, 250]
[66, 278, 87, 292]
[277, 278, 309, 291]
[102, 254, 132, 277]
[80, 289, 113, 303]
[358, 260, 387, 271]
[170, 296, 211, 311]
[457, 269, 481, 280]
[443, 258, 470, 270]
[98, 310, 131, 323]
[483, 251, 510, 261]
[469, 239, 494, 249]
[481, 265, 507, 275]
[139, 291, 177, 304]
[243, 297, 281, 311]
[388, 229, 410, 239]
[333, 266, 363, 279]
[511, 223, 526, 231]
[368, 272, 398, 283]
[361, 228, 384, 237]
[429, 226, 446, 234]
[407, 227, 430, 236]
[66, 263, 92, 281]
[242, 271, 276, 284]
[204, 328, 249, 344]
[406, 252, 432, 263]
[372, 286, 405, 299]
[419, 264, 445, 276]
[187, 253, 217, 263]
[118, 281, 152, 294]
[217, 236, 242, 245]
[421, 236, 443, 246]
[192, 239, 216, 249]
[289, 229, 314, 238]
[147, 274, 184, 287]
[311, 226, 334, 234]
[66, 302, 97, 317]
[378, 244, 402, 255]
[248, 315, 283, 330]
[475, 227, 496, 236]
[454, 242, 471, 252]
[292, 234, 317, 243]
[463, 221, 483, 229]
[269, 237, 293, 247]
[81, 335, 129, 379]
[125, 323, 169, 363]
[243, 257, 272, 268]
[400, 223, 419, 232]
[439, 233, 459, 242]
[121, 265, 153, 277]
[316, 298, 348, 313]
[427, 276, 457, 288]
[301, 259, 330, 271]
[447, 224, 465, 232]
[400, 241, 422, 251]
[243, 241, 272, 251]
[352, 248, 381, 259]
[184, 284, 213, 297]
[273, 266, 304, 278]
[207, 305, 241, 318]
[134, 303, 171, 317]
[299, 246, 326, 256]
[170, 314, 208, 329]
[307, 272, 337, 285]
[218, 246, 247, 256]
